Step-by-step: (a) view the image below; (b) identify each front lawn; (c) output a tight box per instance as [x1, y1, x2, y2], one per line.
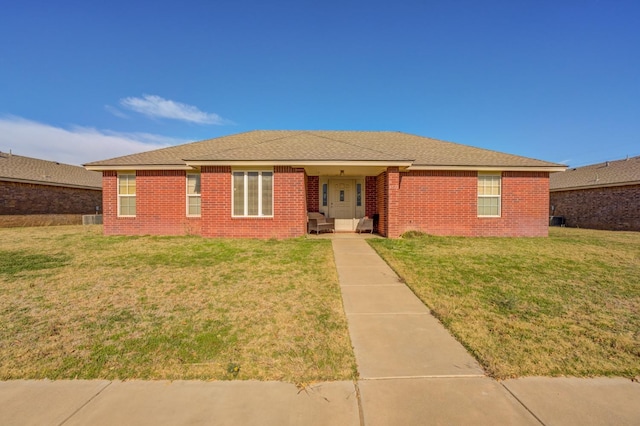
[369, 228, 640, 379]
[0, 226, 357, 383]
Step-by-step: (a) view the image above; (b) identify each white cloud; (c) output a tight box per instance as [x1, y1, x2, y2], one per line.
[120, 94, 231, 125]
[0, 116, 187, 166]
[104, 104, 129, 119]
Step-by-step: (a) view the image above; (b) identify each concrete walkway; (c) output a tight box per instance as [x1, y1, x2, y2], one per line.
[1, 235, 639, 425]
[331, 236, 640, 426]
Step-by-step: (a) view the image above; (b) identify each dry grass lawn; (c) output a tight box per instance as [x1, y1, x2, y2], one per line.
[369, 228, 640, 379]
[0, 226, 356, 383]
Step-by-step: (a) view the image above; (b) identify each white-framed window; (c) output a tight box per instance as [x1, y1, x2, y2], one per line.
[118, 173, 136, 217]
[186, 173, 201, 216]
[478, 172, 501, 217]
[232, 170, 273, 217]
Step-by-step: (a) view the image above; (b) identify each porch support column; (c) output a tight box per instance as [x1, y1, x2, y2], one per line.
[386, 167, 401, 238]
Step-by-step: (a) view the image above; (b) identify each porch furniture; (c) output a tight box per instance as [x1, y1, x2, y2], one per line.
[308, 212, 335, 234]
[356, 217, 374, 234]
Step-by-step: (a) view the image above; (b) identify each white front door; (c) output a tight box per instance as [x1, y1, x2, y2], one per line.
[329, 179, 357, 231]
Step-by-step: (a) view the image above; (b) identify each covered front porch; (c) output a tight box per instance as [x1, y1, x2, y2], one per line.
[303, 164, 392, 234]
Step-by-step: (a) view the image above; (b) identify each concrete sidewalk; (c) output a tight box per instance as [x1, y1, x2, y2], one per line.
[1, 236, 638, 425]
[332, 237, 640, 426]
[0, 380, 359, 426]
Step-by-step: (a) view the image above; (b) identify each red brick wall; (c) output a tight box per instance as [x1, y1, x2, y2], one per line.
[376, 172, 388, 236]
[390, 170, 550, 237]
[101, 167, 550, 238]
[365, 176, 377, 218]
[306, 175, 319, 212]
[0, 180, 101, 215]
[200, 166, 307, 238]
[550, 184, 640, 231]
[102, 170, 201, 236]
[387, 167, 401, 238]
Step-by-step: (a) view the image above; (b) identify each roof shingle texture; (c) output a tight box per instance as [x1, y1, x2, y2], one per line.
[85, 131, 562, 168]
[550, 156, 640, 190]
[0, 153, 102, 189]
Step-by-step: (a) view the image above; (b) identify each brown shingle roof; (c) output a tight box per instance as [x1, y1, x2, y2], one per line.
[550, 156, 640, 191]
[85, 130, 563, 169]
[0, 152, 102, 189]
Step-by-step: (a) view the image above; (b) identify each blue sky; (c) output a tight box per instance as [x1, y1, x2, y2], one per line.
[1, 0, 638, 166]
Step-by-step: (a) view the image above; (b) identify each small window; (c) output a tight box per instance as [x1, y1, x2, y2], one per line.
[118, 173, 136, 217]
[356, 183, 362, 207]
[478, 173, 501, 217]
[232, 171, 273, 217]
[322, 183, 328, 207]
[187, 173, 201, 216]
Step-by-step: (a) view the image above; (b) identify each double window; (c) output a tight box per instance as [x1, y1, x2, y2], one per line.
[232, 171, 273, 217]
[187, 173, 201, 216]
[478, 173, 501, 217]
[118, 173, 136, 216]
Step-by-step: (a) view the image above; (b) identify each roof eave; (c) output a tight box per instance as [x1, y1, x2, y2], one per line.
[84, 164, 195, 171]
[550, 180, 640, 192]
[408, 165, 567, 172]
[0, 177, 102, 190]
[184, 160, 414, 167]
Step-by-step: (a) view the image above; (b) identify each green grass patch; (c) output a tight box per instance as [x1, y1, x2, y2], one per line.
[0, 250, 69, 276]
[0, 226, 356, 382]
[369, 228, 640, 379]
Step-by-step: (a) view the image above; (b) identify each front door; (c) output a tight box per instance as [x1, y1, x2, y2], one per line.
[329, 179, 356, 231]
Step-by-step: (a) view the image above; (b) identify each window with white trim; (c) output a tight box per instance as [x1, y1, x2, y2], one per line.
[118, 173, 136, 216]
[186, 173, 201, 216]
[478, 173, 501, 217]
[232, 171, 273, 217]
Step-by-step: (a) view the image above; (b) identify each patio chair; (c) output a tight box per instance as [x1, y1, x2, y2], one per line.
[308, 212, 335, 234]
[356, 217, 374, 233]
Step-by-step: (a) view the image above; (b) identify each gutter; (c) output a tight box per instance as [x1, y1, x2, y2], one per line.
[0, 177, 102, 190]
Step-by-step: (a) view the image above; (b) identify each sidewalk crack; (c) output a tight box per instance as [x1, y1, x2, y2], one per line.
[499, 382, 546, 426]
[58, 381, 112, 426]
[354, 380, 366, 426]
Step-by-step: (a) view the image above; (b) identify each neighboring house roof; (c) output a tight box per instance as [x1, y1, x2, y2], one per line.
[550, 156, 640, 191]
[84, 130, 565, 171]
[0, 152, 102, 189]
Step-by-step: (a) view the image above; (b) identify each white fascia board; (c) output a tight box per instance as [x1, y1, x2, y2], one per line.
[185, 160, 414, 167]
[84, 165, 195, 171]
[407, 165, 568, 172]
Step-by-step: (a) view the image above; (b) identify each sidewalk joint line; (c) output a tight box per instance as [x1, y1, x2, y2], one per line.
[58, 381, 113, 426]
[346, 312, 430, 316]
[499, 382, 547, 426]
[359, 374, 486, 380]
[353, 380, 366, 426]
[339, 284, 403, 287]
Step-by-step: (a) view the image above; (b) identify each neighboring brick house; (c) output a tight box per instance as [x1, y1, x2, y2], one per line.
[0, 152, 102, 226]
[85, 130, 565, 238]
[550, 156, 640, 231]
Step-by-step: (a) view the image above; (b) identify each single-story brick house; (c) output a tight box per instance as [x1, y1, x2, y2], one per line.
[0, 152, 102, 226]
[84, 130, 565, 238]
[550, 156, 640, 231]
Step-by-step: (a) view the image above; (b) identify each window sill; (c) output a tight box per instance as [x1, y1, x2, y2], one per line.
[231, 216, 274, 219]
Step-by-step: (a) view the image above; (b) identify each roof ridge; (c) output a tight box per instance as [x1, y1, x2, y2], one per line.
[1, 152, 83, 168]
[570, 155, 640, 170]
[189, 130, 307, 158]
[304, 131, 414, 161]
